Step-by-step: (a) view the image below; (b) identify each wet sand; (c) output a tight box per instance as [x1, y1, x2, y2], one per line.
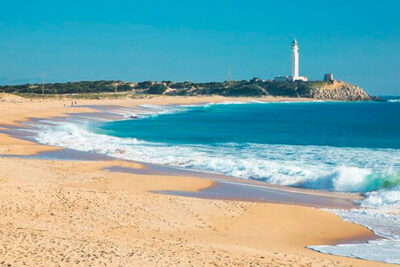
[105, 165, 358, 209]
[0, 93, 394, 266]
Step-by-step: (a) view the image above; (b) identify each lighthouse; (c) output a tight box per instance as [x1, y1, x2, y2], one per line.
[290, 39, 307, 81]
[291, 40, 299, 79]
[274, 40, 308, 82]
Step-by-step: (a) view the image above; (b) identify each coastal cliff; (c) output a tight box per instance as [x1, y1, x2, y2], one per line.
[299, 81, 371, 101]
[0, 79, 372, 101]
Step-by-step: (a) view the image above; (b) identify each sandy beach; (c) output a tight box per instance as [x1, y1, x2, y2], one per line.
[0, 94, 394, 266]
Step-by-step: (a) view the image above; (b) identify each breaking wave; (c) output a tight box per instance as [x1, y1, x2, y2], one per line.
[34, 121, 400, 198]
[30, 101, 400, 264]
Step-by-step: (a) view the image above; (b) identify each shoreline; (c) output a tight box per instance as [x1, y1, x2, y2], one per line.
[0, 94, 394, 266]
[1, 95, 363, 208]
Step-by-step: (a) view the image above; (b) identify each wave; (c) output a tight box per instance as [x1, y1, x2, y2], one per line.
[90, 104, 193, 120]
[109, 100, 338, 121]
[30, 102, 400, 264]
[309, 206, 400, 264]
[33, 121, 400, 263]
[387, 99, 400, 103]
[362, 187, 400, 207]
[34, 121, 400, 197]
[134, 104, 189, 118]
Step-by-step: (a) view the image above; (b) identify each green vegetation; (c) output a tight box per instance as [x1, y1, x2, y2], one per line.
[0, 81, 131, 94]
[147, 84, 167, 94]
[13, 92, 135, 100]
[0, 78, 365, 100]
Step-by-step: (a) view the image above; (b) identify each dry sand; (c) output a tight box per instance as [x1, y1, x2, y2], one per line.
[0, 94, 394, 266]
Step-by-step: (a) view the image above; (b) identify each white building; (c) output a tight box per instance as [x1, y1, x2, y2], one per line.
[275, 39, 308, 82]
[290, 39, 307, 81]
[291, 39, 299, 79]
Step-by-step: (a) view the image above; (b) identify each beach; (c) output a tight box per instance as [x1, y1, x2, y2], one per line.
[0, 94, 394, 266]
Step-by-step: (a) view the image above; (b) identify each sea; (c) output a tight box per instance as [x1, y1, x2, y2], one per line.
[33, 97, 400, 264]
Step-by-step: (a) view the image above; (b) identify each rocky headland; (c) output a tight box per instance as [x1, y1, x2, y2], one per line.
[0, 78, 372, 101]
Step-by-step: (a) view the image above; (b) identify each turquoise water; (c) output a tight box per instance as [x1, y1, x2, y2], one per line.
[33, 98, 400, 263]
[60, 99, 399, 195]
[93, 101, 400, 149]
[35, 99, 400, 194]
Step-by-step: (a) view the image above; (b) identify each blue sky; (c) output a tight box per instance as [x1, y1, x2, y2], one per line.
[0, 0, 399, 95]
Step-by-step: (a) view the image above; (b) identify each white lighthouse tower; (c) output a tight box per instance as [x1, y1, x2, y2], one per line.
[291, 40, 299, 79]
[290, 39, 307, 81]
[273, 39, 308, 82]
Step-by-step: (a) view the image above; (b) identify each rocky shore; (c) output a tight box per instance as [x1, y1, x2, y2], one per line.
[299, 81, 371, 101]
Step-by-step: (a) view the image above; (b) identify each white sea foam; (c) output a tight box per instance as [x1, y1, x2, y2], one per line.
[34, 121, 400, 194]
[107, 100, 332, 120]
[309, 208, 400, 264]
[31, 103, 400, 264]
[99, 104, 191, 120]
[135, 104, 189, 117]
[362, 188, 400, 208]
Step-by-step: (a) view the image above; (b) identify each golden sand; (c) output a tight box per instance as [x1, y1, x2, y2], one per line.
[0, 94, 393, 266]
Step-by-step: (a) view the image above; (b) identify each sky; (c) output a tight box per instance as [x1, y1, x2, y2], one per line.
[0, 0, 399, 95]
